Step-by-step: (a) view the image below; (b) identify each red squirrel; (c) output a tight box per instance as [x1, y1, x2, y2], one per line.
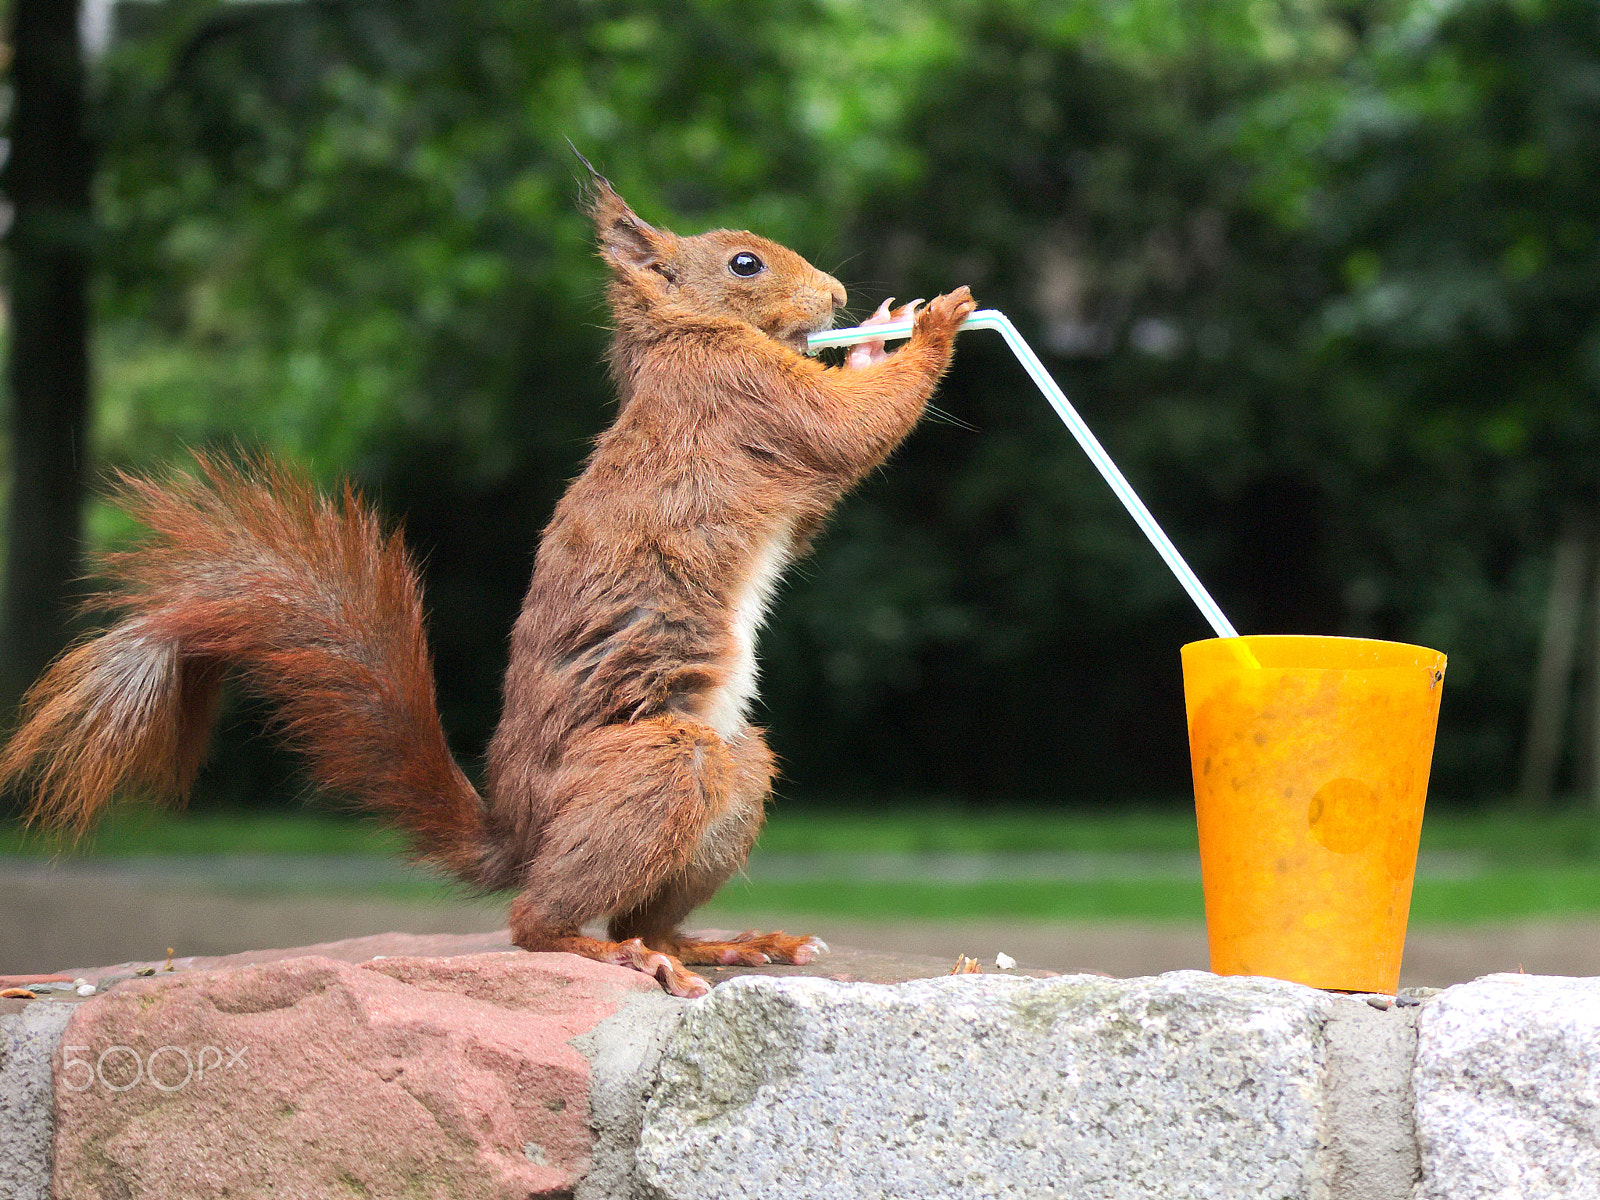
[0, 163, 976, 996]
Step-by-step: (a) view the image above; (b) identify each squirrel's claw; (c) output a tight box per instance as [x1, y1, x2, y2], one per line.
[791, 936, 830, 965]
[607, 937, 711, 998]
[911, 286, 976, 345]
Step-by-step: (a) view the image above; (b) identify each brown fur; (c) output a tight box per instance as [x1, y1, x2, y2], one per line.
[0, 165, 976, 996]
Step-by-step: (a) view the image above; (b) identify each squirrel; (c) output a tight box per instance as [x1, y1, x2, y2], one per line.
[0, 160, 976, 996]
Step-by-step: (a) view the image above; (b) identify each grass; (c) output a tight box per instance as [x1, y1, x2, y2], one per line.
[1406, 869, 1600, 923]
[14, 802, 1596, 860]
[700, 868, 1600, 925]
[0, 807, 409, 858]
[3, 802, 1597, 924]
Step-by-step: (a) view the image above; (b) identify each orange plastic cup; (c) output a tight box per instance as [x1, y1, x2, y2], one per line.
[1181, 635, 1446, 993]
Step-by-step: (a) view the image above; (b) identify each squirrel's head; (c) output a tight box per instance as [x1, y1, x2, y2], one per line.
[577, 155, 847, 355]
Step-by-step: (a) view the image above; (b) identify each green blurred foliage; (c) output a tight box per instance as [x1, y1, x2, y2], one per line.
[62, 0, 1600, 805]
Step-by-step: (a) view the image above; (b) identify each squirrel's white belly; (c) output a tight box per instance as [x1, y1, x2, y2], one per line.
[704, 523, 793, 742]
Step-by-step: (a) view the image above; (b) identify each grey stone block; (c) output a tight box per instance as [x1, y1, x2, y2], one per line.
[1414, 973, 1600, 1200]
[1, 1001, 74, 1200]
[638, 970, 1335, 1200]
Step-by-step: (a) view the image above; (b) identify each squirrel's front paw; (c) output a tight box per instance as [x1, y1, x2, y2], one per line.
[915, 285, 977, 341]
[845, 296, 923, 369]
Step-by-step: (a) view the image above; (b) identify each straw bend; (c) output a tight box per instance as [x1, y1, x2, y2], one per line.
[809, 309, 1243, 643]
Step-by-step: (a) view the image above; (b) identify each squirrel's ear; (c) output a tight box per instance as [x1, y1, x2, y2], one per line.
[570, 145, 676, 279]
[594, 193, 675, 277]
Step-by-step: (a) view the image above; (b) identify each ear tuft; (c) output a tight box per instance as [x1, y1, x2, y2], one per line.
[568, 141, 674, 276]
[566, 139, 611, 214]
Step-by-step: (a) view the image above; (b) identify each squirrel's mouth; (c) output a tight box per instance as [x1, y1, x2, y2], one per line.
[778, 315, 833, 356]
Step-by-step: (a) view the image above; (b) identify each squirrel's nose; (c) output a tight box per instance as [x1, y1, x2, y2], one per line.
[822, 274, 847, 312]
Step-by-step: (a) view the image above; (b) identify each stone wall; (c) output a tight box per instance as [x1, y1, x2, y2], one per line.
[2, 935, 1596, 1199]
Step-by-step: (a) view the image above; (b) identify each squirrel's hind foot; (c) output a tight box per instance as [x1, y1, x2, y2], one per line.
[604, 936, 711, 997]
[511, 927, 711, 998]
[673, 930, 829, 967]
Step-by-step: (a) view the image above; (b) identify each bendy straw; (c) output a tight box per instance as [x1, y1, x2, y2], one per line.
[809, 309, 1243, 643]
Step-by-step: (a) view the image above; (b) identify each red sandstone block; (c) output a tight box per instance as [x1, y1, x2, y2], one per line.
[52, 950, 657, 1199]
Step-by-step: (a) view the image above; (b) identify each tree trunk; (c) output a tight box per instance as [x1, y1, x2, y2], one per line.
[1518, 519, 1588, 809]
[1587, 528, 1600, 810]
[0, 0, 94, 719]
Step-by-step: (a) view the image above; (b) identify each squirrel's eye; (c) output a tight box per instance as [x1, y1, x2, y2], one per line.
[729, 252, 765, 278]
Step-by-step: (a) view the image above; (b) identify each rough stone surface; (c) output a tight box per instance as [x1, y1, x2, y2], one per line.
[1, 1000, 73, 1200]
[1414, 973, 1600, 1200]
[15, 926, 1597, 1200]
[639, 969, 1335, 1200]
[36, 928, 1049, 1004]
[52, 950, 659, 1199]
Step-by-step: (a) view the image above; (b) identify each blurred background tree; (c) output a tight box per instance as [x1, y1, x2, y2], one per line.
[5, 0, 1598, 810]
[0, 0, 93, 718]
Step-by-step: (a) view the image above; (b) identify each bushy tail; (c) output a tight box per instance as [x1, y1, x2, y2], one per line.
[0, 454, 490, 882]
